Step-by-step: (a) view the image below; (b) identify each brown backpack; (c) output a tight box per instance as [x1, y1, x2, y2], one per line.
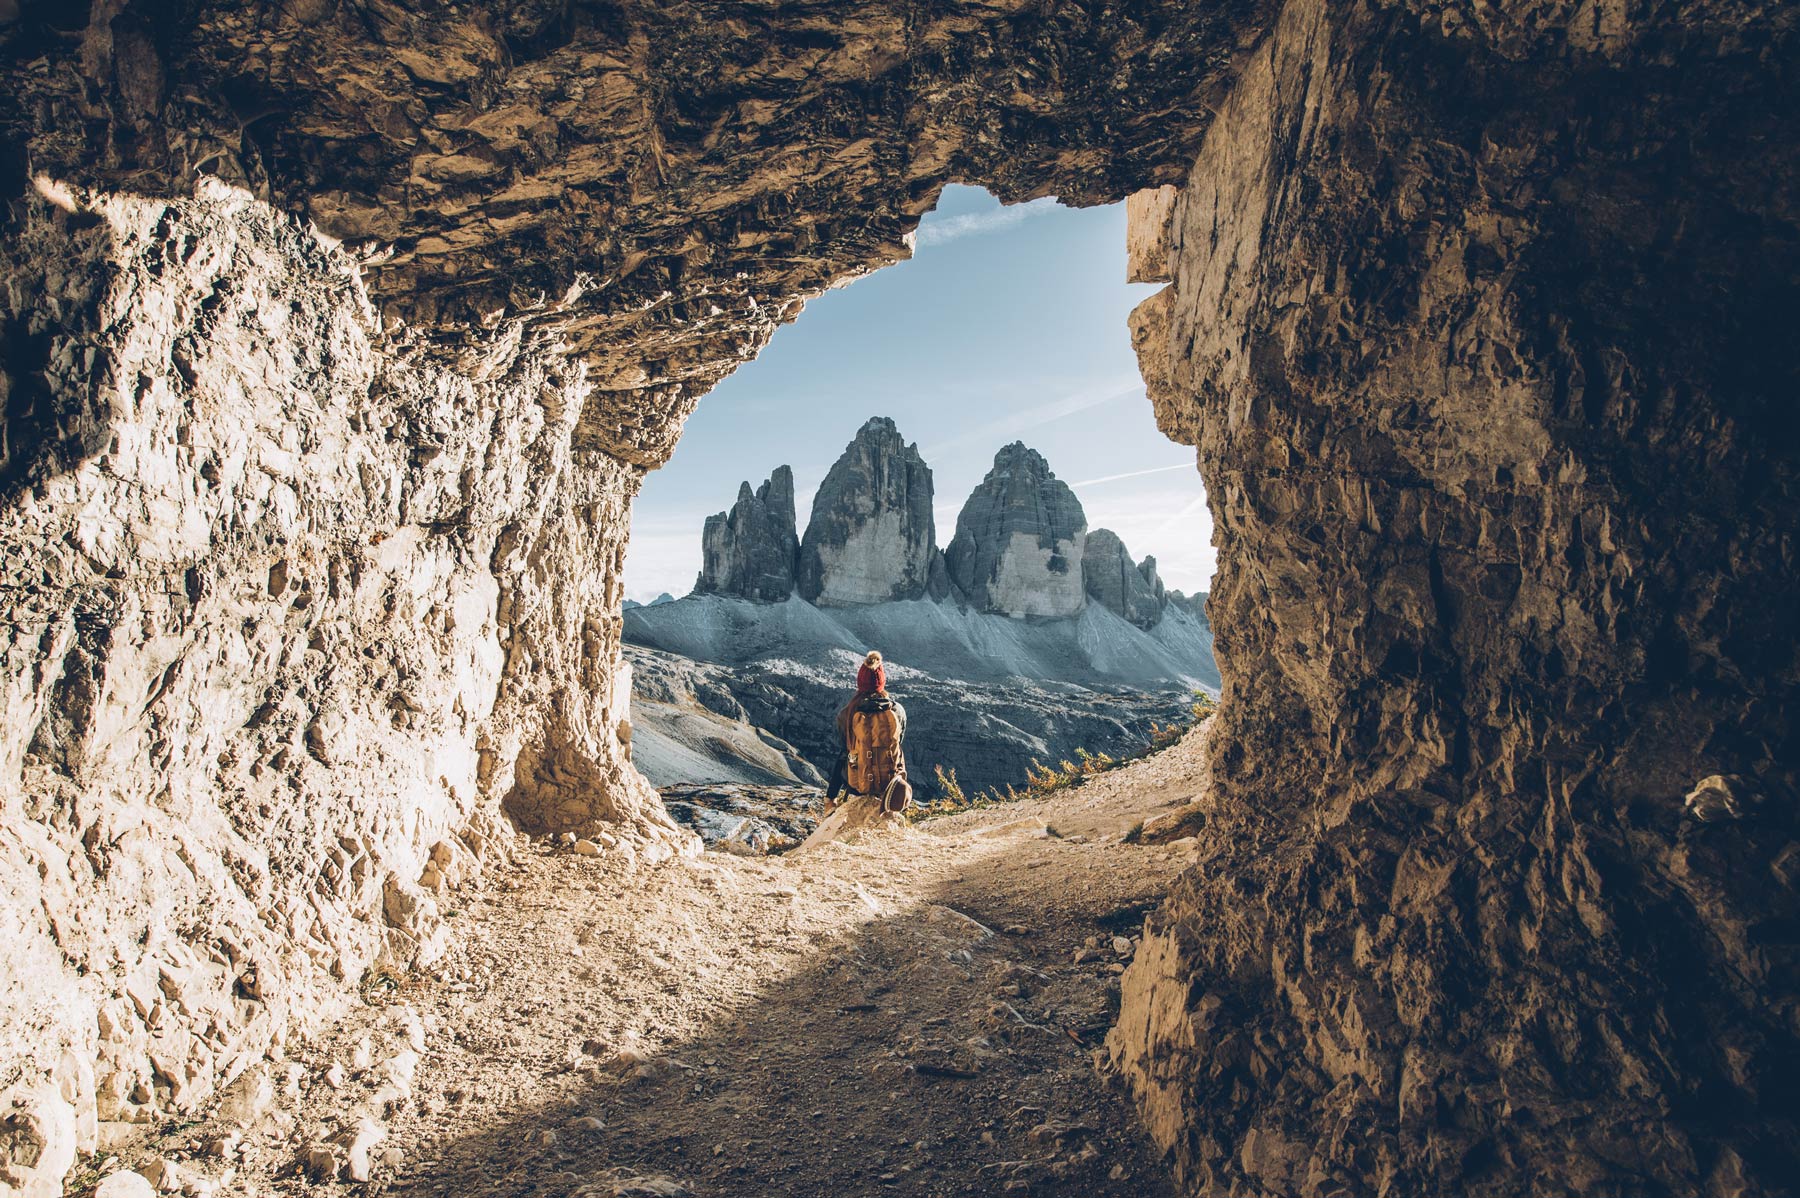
[846, 702, 905, 799]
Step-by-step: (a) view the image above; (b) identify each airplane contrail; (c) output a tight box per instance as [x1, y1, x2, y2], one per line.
[1067, 462, 1195, 488]
[918, 379, 1141, 459]
[1148, 493, 1213, 541]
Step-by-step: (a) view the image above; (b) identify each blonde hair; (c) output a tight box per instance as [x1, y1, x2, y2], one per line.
[864, 650, 883, 667]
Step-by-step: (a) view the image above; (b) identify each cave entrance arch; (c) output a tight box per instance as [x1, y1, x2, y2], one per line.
[2, 2, 1795, 1195]
[614, 184, 1220, 806]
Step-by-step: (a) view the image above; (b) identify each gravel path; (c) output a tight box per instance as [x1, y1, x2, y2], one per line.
[103, 726, 1213, 1198]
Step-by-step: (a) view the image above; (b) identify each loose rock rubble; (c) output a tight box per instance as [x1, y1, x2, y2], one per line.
[657, 783, 827, 856]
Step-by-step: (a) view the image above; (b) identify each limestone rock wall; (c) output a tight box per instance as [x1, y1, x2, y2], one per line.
[797, 417, 936, 607]
[2, 0, 1796, 1193]
[1109, 0, 1800, 1193]
[696, 466, 799, 602]
[1, 6, 1284, 1173]
[0, 179, 687, 1188]
[6, 0, 1275, 472]
[1084, 529, 1166, 630]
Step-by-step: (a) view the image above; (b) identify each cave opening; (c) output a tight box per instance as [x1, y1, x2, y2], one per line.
[2, 3, 1795, 1196]
[617, 184, 1223, 826]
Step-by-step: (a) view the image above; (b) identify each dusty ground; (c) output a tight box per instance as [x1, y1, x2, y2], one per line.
[98, 724, 1213, 1198]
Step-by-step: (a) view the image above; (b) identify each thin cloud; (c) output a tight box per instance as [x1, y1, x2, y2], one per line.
[1067, 462, 1195, 489]
[918, 378, 1143, 461]
[1147, 493, 1213, 544]
[913, 197, 1061, 248]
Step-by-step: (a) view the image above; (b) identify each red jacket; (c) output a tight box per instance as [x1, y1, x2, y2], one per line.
[856, 662, 886, 696]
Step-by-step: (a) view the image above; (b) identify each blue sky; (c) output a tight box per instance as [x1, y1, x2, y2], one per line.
[624, 185, 1217, 602]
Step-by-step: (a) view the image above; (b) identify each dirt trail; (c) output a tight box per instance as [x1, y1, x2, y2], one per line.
[116, 727, 1213, 1198]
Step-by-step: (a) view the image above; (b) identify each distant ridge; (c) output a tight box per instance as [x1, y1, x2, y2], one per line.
[686, 415, 1211, 649]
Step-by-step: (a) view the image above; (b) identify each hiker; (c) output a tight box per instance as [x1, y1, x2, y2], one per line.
[826, 650, 906, 802]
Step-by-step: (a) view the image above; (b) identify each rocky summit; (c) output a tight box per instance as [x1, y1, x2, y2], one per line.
[695, 465, 800, 602]
[796, 417, 938, 606]
[624, 422, 1216, 798]
[1084, 530, 1167, 631]
[947, 443, 1091, 619]
[677, 418, 1201, 636]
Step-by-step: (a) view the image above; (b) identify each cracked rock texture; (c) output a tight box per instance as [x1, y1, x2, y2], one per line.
[1109, 0, 1800, 1194]
[0, 179, 691, 1185]
[1084, 528, 1167, 631]
[2, 0, 1797, 1195]
[796, 416, 938, 607]
[4, 0, 1272, 470]
[0, 2, 1273, 1182]
[695, 466, 799, 602]
[946, 442, 1088, 619]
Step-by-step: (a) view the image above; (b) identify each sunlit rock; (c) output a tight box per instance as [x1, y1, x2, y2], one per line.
[946, 443, 1087, 618]
[1083, 529, 1166, 630]
[797, 418, 936, 606]
[696, 466, 800, 602]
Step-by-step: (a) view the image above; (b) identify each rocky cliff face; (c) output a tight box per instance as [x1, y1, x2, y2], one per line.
[0, 179, 692, 1187]
[696, 466, 799, 602]
[796, 417, 936, 607]
[1084, 529, 1166, 630]
[946, 443, 1088, 618]
[0, 5, 1269, 1167]
[1109, 1, 1800, 1194]
[1164, 590, 1209, 629]
[2, 1, 1270, 472]
[2, 0, 1796, 1195]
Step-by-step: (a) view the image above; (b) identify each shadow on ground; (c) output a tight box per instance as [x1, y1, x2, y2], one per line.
[398, 839, 1179, 1198]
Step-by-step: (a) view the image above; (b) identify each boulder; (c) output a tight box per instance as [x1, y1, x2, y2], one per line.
[695, 466, 800, 602]
[797, 418, 936, 606]
[0, 1087, 77, 1198]
[946, 443, 1087, 618]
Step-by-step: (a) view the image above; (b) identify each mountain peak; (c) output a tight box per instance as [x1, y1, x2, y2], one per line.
[946, 443, 1087, 618]
[1084, 529, 1164, 629]
[797, 419, 936, 606]
[694, 467, 800, 602]
[989, 441, 1053, 478]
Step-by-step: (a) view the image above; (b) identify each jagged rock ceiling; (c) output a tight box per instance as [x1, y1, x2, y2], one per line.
[7, 0, 1274, 465]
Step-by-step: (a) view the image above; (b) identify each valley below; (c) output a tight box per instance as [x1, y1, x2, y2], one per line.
[619, 420, 1219, 808]
[624, 634, 1199, 803]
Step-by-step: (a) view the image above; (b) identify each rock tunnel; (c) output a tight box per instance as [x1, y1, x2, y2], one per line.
[2, 1, 1796, 1193]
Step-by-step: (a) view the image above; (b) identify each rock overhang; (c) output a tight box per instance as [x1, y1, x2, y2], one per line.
[3, 0, 1280, 466]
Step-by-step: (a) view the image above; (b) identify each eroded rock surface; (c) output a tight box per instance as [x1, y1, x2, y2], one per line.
[1109, 0, 1800, 1194]
[796, 416, 937, 607]
[1, 0, 1796, 1194]
[946, 442, 1088, 618]
[0, 177, 692, 1171]
[1084, 529, 1166, 630]
[695, 466, 799, 602]
[2, 0, 1272, 470]
[0, 3, 1271, 1167]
